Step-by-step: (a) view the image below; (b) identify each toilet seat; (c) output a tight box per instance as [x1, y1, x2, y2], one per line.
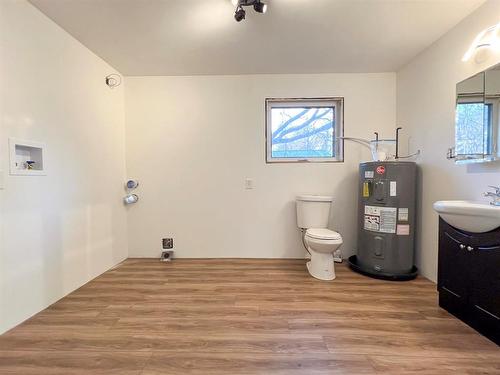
[305, 228, 342, 241]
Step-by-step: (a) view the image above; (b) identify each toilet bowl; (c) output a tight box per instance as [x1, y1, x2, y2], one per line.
[296, 195, 344, 281]
[304, 228, 343, 280]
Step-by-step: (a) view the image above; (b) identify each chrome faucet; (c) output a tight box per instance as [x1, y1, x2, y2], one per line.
[483, 186, 500, 206]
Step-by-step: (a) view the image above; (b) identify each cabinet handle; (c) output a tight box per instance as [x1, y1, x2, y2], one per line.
[459, 244, 466, 250]
[467, 246, 474, 252]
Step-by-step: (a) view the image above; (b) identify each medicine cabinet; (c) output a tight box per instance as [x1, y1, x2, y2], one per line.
[455, 63, 500, 164]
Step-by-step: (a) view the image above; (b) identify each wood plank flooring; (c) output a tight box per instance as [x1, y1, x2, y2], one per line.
[0, 259, 498, 374]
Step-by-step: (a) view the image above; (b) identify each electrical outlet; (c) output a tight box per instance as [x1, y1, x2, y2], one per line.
[245, 178, 254, 189]
[162, 238, 174, 249]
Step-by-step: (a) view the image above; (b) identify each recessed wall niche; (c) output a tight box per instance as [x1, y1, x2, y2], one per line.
[9, 138, 46, 176]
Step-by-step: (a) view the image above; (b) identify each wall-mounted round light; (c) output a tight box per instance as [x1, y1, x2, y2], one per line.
[105, 74, 122, 89]
[124, 179, 139, 205]
[126, 179, 139, 190]
[124, 194, 139, 205]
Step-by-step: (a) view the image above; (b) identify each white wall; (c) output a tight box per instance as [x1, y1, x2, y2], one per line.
[125, 74, 396, 259]
[0, 0, 128, 333]
[397, 0, 500, 282]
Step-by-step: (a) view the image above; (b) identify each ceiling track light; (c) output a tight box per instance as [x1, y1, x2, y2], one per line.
[234, 6, 246, 22]
[253, 1, 267, 14]
[232, 0, 267, 22]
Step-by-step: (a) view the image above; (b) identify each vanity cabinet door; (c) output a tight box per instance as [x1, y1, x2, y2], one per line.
[469, 244, 500, 342]
[438, 228, 469, 307]
[438, 219, 500, 344]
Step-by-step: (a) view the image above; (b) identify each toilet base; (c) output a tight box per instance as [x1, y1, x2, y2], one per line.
[306, 252, 336, 281]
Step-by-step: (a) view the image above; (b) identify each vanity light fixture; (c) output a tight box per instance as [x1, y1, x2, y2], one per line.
[462, 23, 500, 62]
[231, 0, 267, 22]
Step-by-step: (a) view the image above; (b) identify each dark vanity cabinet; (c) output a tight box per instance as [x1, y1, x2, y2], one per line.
[438, 218, 500, 345]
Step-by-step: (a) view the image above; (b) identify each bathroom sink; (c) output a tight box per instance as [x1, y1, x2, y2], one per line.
[433, 200, 500, 233]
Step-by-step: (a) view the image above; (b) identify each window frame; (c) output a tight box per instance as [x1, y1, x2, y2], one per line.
[265, 97, 344, 164]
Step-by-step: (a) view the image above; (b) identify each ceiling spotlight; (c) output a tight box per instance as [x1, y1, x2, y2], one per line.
[234, 6, 246, 22]
[253, 1, 267, 13]
[232, 0, 267, 22]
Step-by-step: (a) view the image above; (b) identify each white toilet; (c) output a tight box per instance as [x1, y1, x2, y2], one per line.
[296, 195, 343, 281]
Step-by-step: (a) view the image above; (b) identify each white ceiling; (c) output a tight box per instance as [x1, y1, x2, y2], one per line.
[29, 0, 485, 76]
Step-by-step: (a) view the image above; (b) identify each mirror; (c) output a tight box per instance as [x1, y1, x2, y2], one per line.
[455, 64, 500, 164]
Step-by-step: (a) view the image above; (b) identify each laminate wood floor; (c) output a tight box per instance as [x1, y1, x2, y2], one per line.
[0, 259, 498, 374]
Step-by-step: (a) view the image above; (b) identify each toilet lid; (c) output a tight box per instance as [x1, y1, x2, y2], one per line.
[306, 228, 342, 240]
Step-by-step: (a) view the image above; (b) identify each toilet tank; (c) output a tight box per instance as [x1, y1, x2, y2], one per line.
[296, 195, 333, 229]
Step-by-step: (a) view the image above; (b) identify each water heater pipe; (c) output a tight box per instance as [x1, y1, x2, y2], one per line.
[395, 127, 402, 159]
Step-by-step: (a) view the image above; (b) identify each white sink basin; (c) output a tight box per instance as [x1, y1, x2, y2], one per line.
[433, 200, 500, 233]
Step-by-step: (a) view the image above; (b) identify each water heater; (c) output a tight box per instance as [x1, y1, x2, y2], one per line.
[349, 161, 418, 280]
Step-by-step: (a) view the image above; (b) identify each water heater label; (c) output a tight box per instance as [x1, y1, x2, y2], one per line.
[398, 208, 409, 221]
[364, 171, 374, 178]
[364, 214, 380, 231]
[363, 182, 370, 197]
[364, 206, 397, 233]
[390, 181, 397, 196]
[397, 224, 410, 235]
[379, 208, 397, 233]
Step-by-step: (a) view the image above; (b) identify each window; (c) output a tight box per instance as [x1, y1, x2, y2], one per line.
[455, 101, 492, 157]
[266, 98, 343, 163]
